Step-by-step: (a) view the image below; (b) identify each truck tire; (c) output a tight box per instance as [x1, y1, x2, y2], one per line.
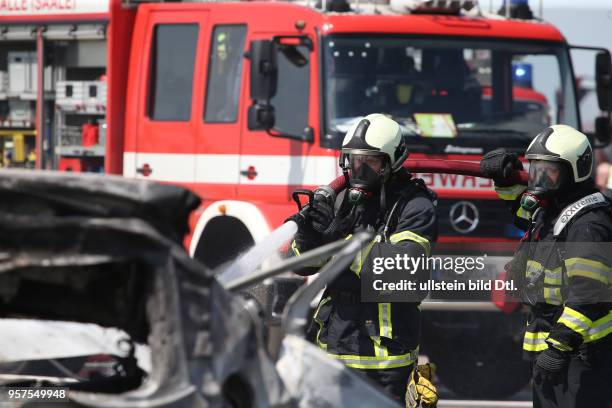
[194, 216, 254, 270]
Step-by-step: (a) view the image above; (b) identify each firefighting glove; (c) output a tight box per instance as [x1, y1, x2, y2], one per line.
[310, 197, 336, 238]
[406, 364, 438, 408]
[480, 149, 523, 187]
[416, 364, 438, 408]
[286, 212, 321, 253]
[533, 347, 569, 385]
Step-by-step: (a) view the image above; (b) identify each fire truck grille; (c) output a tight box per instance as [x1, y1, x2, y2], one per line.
[436, 198, 520, 239]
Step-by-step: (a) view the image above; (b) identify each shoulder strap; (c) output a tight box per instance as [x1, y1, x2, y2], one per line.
[553, 192, 609, 237]
[381, 178, 430, 238]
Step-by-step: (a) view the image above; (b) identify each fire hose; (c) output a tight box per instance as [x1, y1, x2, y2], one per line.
[292, 159, 528, 217]
[285, 159, 529, 314]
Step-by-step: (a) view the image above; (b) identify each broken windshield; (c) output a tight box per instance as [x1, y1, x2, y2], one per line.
[321, 36, 578, 154]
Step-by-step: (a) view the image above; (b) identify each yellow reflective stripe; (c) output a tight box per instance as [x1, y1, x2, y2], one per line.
[547, 338, 573, 352]
[565, 257, 611, 284]
[558, 307, 593, 337]
[526, 260, 562, 288]
[388, 230, 430, 256]
[524, 331, 550, 339]
[326, 347, 419, 370]
[291, 240, 300, 256]
[516, 206, 532, 220]
[313, 296, 332, 350]
[350, 235, 381, 277]
[543, 287, 563, 305]
[372, 336, 385, 358]
[544, 267, 562, 285]
[523, 343, 549, 351]
[495, 184, 527, 200]
[375, 303, 392, 358]
[566, 257, 611, 271]
[585, 311, 612, 343]
[291, 240, 328, 267]
[525, 260, 542, 278]
[523, 331, 549, 352]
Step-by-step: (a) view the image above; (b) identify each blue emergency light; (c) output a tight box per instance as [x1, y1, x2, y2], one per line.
[504, 223, 526, 239]
[512, 63, 533, 88]
[501, 0, 529, 5]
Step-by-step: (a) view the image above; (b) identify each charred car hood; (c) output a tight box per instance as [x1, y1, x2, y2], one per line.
[0, 170, 287, 407]
[0, 170, 401, 408]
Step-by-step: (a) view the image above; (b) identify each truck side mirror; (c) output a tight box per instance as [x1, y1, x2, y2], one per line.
[595, 116, 611, 146]
[248, 103, 275, 130]
[595, 52, 612, 111]
[249, 40, 278, 101]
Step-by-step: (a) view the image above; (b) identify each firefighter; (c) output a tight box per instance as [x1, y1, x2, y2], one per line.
[287, 114, 438, 407]
[480, 124, 612, 408]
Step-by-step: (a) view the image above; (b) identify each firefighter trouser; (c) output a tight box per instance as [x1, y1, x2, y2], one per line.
[354, 364, 414, 403]
[533, 344, 612, 408]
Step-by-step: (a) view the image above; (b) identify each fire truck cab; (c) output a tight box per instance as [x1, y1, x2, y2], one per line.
[2, 0, 612, 399]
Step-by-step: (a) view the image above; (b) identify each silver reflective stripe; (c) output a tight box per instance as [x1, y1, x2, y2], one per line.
[566, 259, 611, 284]
[523, 331, 549, 352]
[379, 303, 391, 338]
[543, 287, 563, 305]
[544, 268, 562, 285]
[523, 335, 548, 345]
[554, 192, 607, 236]
[328, 348, 419, 369]
[558, 308, 592, 336]
[375, 303, 392, 358]
[586, 313, 612, 342]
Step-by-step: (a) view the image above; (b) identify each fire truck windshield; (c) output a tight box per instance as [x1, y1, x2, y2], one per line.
[322, 36, 578, 154]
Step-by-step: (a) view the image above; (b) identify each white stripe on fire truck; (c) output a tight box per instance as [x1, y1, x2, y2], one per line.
[123, 152, 340, 186]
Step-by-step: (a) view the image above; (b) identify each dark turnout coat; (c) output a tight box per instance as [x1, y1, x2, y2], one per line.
[495, 183, 612, 359]
[290, 170, 438, 371]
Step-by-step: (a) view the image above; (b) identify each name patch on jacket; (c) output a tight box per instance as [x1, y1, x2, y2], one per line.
[554, 192, 608, 237]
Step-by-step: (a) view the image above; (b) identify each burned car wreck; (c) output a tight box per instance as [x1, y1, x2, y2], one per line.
[0, 170, 401, 407]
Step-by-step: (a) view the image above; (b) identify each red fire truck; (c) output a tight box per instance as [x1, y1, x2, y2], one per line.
[1, 0, 611, 399]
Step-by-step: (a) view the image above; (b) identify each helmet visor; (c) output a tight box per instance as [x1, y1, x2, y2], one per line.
[349, 154, 385, 175]
[528, 160, 567, 192]
[347, 154, 387, 191]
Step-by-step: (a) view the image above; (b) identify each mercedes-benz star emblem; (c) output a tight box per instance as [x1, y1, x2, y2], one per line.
[449, 201, 479, 234]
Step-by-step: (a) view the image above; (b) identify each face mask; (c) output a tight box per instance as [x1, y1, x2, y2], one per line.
[527, 160, 568, 197]
[348, 154, 386, 192]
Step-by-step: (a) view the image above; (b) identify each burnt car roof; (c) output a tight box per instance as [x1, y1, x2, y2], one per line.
[0, 169, 201, 244]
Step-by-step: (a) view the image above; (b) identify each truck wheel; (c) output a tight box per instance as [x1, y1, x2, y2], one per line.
[194, 216, 254, 270]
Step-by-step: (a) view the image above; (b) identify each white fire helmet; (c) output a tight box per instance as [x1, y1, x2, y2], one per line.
[339, 114, 408, 191]
[525, 124, 593, 196]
